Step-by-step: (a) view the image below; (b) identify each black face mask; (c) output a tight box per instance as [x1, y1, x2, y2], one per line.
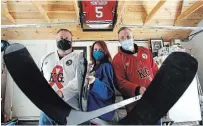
[57, 39, 72, 51]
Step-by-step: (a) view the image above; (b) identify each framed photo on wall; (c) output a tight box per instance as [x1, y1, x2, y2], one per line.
[72, 47, 87, 58]
[150, 39, 164, 57]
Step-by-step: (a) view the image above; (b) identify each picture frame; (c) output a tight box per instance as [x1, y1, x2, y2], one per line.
[150, 39, 164, 57]
[72, 46, 87, 58]
[79, 1, 118, 31]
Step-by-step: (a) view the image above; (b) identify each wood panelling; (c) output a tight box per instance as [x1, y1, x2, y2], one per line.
[1, 0, 203, 40]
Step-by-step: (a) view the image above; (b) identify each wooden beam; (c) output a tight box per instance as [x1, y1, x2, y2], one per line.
[46, 11, 76, 14]
[73, 0, 80, 23]
[2, 19, 78, 25]
[42, 4, 75, 11]
[140, 1, 148, 25]
[174, 0, 183, 25]
[1, 1, 15, 24]
[32, 2, 50, 23]
[1, 28, 191, 41]
[123, 12, 182, 20]
[116, 0, 126, 25]
[175, 1, 203, 22]
[144, 0, 167, 24]
[8, 12, 77, 20]
[2, 8, 16, 24]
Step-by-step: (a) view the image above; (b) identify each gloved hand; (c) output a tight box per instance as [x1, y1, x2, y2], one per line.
[86, 76, 96, 84]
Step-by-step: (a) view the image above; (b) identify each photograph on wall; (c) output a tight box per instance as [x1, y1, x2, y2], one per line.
[150, 39, 164, 57]
[72, 47, 87, 58]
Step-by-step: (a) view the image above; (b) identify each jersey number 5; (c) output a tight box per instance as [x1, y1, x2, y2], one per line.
[95, 6, 103, 18]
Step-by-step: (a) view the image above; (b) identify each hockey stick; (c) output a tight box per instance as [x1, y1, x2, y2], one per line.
[66, 95, 141, 125]
[4, 43, 198, 125]
[3, 44, 71, 124]
[3, 43, 139, 124]
[118, 51, 198, 125]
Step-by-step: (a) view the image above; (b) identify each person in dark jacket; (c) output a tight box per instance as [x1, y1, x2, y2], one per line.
[86, 40, 116, 121]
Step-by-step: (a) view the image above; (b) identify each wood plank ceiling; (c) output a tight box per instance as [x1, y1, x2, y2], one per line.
[1, 0, 203, 41]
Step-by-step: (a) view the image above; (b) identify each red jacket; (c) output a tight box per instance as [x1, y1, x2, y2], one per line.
[113, 46, 158, 98]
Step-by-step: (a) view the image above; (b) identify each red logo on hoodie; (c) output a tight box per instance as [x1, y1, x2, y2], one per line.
[49, 65, 64, 89]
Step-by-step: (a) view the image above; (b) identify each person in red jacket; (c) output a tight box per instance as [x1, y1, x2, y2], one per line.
[112, 27, 158, 113]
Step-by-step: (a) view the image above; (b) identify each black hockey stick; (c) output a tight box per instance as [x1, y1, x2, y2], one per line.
[4, 43, 198, 125]
[3, 44, 71, 124]
[119, 51, 198, 125]
[3, 43, 138, 124]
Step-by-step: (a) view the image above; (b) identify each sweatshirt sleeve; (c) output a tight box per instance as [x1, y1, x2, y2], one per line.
[60, 54, 81, 109]
[112, 55, 139, 97]
[90, 63, 115, 101]
[38, 55, 47, 73]
[60, 70, 79, 102]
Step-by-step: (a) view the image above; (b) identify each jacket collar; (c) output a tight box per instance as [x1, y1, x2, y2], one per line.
[120, 44, 138, 54]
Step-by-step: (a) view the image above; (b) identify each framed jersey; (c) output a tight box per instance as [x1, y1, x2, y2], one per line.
[79, 0, 118, 31]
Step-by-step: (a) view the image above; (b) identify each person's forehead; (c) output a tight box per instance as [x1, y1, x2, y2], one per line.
[94, 43, 101, 48]
[57, 31, 72, 37]
[119, 29, 132, 36]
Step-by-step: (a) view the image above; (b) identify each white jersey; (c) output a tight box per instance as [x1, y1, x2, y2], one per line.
[39, 51, 80, 110]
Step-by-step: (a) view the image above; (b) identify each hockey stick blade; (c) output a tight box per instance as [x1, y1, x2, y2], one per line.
[66, 95, 141, 125]
[3, 43, 72, 125]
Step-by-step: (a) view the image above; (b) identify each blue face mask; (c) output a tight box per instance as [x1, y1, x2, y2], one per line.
[93, 50, 105, 61]
[121, 39, 134, 51]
